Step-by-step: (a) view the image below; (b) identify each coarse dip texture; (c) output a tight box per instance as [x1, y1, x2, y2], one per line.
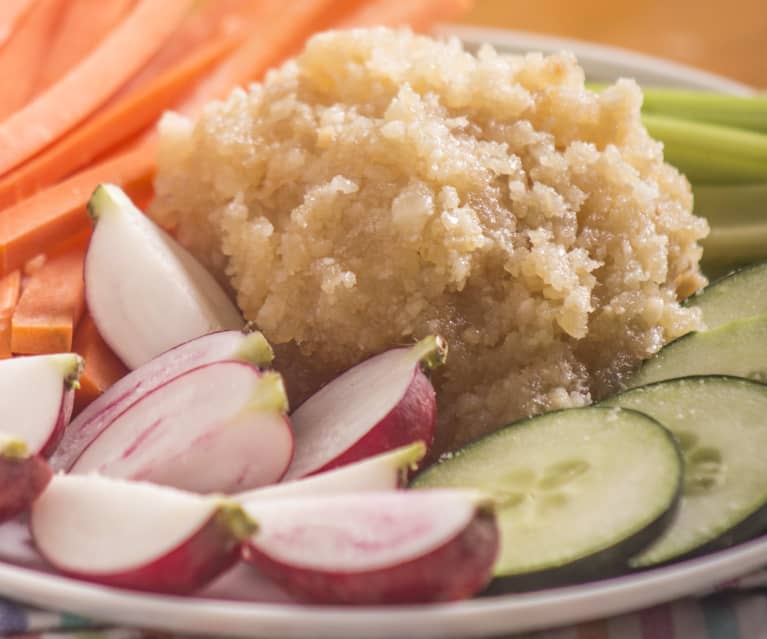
[150, 28, 708, 452]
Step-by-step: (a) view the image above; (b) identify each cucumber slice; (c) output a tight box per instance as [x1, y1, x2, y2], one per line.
[411, 407, 681, 589]
[603, 377, 767, 567]
[685, 262, 767, 329]
[627, 313, 767, 388]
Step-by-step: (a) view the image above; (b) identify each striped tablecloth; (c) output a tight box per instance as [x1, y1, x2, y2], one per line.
[3, 570, 767, 639]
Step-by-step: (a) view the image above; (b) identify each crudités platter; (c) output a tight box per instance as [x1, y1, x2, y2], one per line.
[0, 27, 761, 638]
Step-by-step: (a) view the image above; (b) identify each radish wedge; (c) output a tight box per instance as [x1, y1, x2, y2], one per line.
[70, 364, 293, 494]
[0, 353, 82, 457]
[238, 441, 426, 502]
[242, 490, 498, 604]
[30, 474, 256, 594]
[284, 336, 446, 480]
[51, 329, 272, 471]
[0, 434, 51, 522]
[85, 183, 244, 369]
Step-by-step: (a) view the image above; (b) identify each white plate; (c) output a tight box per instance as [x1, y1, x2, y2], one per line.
[0, 27, 758, 638]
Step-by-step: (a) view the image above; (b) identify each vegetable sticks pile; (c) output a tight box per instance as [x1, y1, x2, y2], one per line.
[638, 89, 767, 278]
[0, 0, 471, 384]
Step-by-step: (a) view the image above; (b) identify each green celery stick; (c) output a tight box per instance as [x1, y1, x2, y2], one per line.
[587, 84, 766, 133]
[641, 89, 767, 133]
[694, 183, 767, 225]
[701, 222, 767, 278]
[642, 113, 767, 184]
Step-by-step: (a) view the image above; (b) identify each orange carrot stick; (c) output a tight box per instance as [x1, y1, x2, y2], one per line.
[34, 0, 136, 93]
[341, 0, 474, 29]
[0, 0, 195, 176]
[0, 0, 36, 48]
[0, 139, 156, 276]
[0, 33, 238, 207]
[0, 0, 65, 120]
[0, 270, 21, 358]
[72, 313, 128, 413]
[180, 0, 341, 114]
[11, 244, 86, 355]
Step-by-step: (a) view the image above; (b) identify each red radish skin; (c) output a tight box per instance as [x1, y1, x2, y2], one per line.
[0, 353, 82, 458]
[0, 442, 52, 522]
[69, 364, 293, 494]
[52, 329, 272, 471]
[241, 491, 498, 605]
[47, 507, 246, 594]
[39, 386, 74, 458]
[244, 511, 497, 604]
[284, 337, 446, 480]
[308, 368, 435, 477]
[30, 475, 257, 594]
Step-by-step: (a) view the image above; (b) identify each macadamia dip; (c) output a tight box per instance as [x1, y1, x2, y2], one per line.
[151, 28, 708, 451]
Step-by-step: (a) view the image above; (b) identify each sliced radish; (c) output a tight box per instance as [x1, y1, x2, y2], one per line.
[30, 474, 256, 594]
[0, 516, 47, 569]
[85, 183, 244, 370]
[52, 329, 273, 471]
[283, 336, 446, 480]
[238, 441, 426, 503]
[0, 435, 52, 523]
[70, 364, 293, 493]
[241, 490, 498, 604]
[0, 354, 82, 457]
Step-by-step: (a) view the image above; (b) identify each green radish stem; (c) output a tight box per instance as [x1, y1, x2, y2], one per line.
[410, 335, 448, 372]
[216, 500, 258, 541]
[0, 435, 28, 460]
[234, 329, 274, 368]
[244, 371, 289, 415]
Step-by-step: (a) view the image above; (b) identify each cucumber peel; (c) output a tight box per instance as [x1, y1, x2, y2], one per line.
[412, 406, 681, 589]
[627, 313, 767, 388]
[604, 377, 767, 567]
[685, 261, 767, 329]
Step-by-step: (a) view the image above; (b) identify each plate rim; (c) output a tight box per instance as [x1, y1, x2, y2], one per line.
[0, 25, 759, 638]
[438, 24, 754, 95]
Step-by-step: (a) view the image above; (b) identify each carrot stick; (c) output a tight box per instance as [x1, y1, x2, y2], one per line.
[0, 270, 21, 359]
[0, 0, 65, 120]
[341, 0, 474, 29]
[0, 0, 195, 176]
[11, 245, 85, 355]
[72, 313, 128, 413]
[34, 0, 136, 93]
[0, 139, 156, 276]
[0, 0, 36, 48]
[180, 0, 341, 115]
[0, 33, 238, 208]
[46, 227, 92, 259]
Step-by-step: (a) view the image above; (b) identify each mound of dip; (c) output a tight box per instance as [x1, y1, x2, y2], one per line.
[151, 28, 708, 452]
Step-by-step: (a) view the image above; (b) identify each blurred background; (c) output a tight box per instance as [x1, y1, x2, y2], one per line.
[462, 0, 766, 87]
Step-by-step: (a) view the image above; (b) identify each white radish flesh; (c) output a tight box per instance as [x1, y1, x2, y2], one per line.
[242, 490, 498, 604]
[237, 441, 426, 502]
[0, 354, 82, 457]
[30, 474, 256, 593]
[70, 364, 293, 493]
[85, 183, 244, 370]
[52, 329, 273, 471]
[284, 336, 446, 480]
